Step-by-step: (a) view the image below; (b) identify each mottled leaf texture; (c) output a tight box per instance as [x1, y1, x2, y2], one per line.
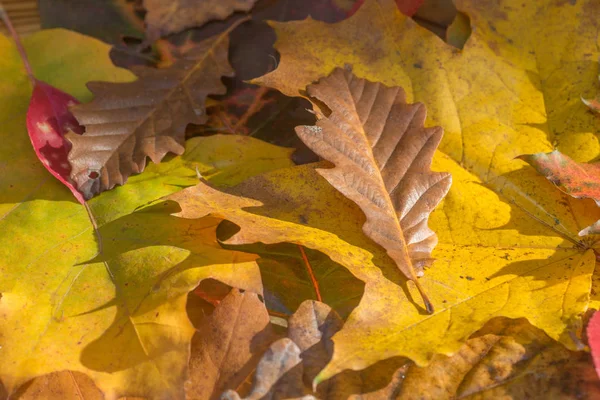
[144, 0, 258, 39]
[66, 28, 234, 199]
[26, 80, 85, 203]
[582, 75, 600, 114]
[519, 150, 600, 236]
[296, 68, 451, 312]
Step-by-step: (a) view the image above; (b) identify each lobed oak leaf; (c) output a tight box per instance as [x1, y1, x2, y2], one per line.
[382, 318, 600, 399]
[250, 0, 600, 381]
[168, 160, 597, 385]
[296, 67, 452, 312]
[144, 0, 258, 40]
[66, 25, 236, 200]
[0, 29, 295, 399]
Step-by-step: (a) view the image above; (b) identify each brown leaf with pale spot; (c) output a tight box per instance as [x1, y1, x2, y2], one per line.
[295, 68, 451, 312]
[66, 26, 236, 199]
[144, 0, 258, 40]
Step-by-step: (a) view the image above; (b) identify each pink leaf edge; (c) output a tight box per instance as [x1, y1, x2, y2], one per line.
[26, 80, 86, 204]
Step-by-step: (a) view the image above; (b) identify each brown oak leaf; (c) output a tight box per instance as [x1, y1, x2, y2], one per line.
[144, 0, 258, 40]
[295, 68, 452, 312]
[66, 27, 235, 199]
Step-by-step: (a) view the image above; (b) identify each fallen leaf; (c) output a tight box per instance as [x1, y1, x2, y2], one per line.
[66, 24, 236, 200]
[12, 371, 104, 400]
[222, 300, 407, 399]
[0, 29, 294, 398]
[185, 288, 279, 400]
[168, 160, 597, 385]
[296, 67, 452, 312]
[26, 80, 86, 203]
[221, 338, 311, 400]
[144, 0, 257, 40]
[519, 150, 600, 236]
[395, 318, 600, 399]
[250, 0, 600, 382]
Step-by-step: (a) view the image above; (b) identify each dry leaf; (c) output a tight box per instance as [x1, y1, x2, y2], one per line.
[11, 371, 103, 400]
[186, 289, 279, 400]
[221, 338, 312, 400]
[519, 150, 600, 236]
[296, 68, 451, 312]
[394, 318, 600, 399]
[144, 0, 257, 39]
[249, 0, 600, 382]
[66, 27, 235, 199]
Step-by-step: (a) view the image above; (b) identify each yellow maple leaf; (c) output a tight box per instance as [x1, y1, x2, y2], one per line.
[241, 0, 600, 381]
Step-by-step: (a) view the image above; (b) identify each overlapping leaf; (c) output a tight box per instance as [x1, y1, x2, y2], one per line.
[0, 29, 294, 399]
[247, 0, 600, 381]
[395, 318, 600, 399]
[66, 25, 235, 199]
[296, 68, 451, 311]
[144, 0, 258, 39]
[185, 288, 279, 400]
[168, 159, 597, 384]
[520, 150, 600, 235]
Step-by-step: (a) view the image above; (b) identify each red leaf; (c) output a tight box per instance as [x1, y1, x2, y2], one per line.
[587, 311, 600, 379]
[26, 80, 86, 204]
[518, 150, 600, 235]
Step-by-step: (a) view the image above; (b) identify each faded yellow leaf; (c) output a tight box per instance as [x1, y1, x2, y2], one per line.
[248, 0, 600, 381]
[0, 29, 294, 399]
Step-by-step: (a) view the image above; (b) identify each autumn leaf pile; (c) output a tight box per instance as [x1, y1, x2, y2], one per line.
[2, 0, 600, 398]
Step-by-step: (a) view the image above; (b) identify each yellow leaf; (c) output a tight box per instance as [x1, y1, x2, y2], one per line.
[0, 30, 294, 398]
[169, 161, 597, 383]
[247, 0, 600, 381]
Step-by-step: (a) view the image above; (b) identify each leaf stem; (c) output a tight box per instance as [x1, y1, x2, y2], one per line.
[83, 201, 103, 257]
[412, 278, 434, 314]
[298, 245, 322, 302]
[0, 2, 35, 85]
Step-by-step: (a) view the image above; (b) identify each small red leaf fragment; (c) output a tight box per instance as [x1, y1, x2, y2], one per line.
[26, 79, 86, 204]
[587, 311, 600, 379]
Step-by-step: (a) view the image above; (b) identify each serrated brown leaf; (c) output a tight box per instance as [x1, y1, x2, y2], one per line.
[66, 28, 235, 199]
[295, 68, 451, 312]
[144, 0, 257, 40]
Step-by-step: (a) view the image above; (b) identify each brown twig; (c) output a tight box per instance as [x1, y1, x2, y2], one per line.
[298, 245, 322, 302]
[0, 2, 35, 85]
